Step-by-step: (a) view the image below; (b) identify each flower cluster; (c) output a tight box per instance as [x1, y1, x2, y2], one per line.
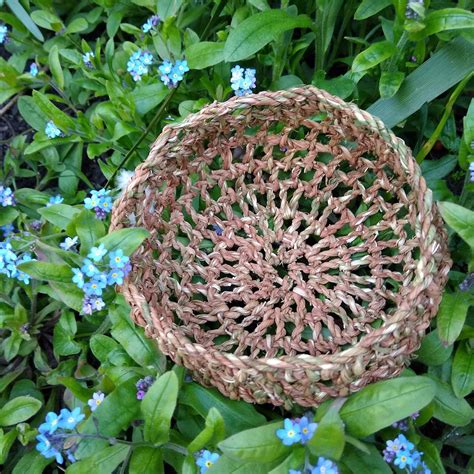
[87, 391, 105, 412]
[127, 50, 153, 81]
[29, 63, 39, 76]
[82, 51, 94, 68]
[36, 408, 85, 464]
[158, 60, 189, 88]
[72, 245, 130, 315]
[84, 189, 112, 220]
[0, 24, 8, 44]
[230, 65, 256, 96]
[383, 434, 430, 473]
[1, 224, 14, 238]
[276, 416, 318, 446]
[0, 185, 15, 207]
[47, 195, 64, 207]
[142, 15, 160, 33]
[392, 412, 419, 432]
[290, 457, 339, 474]
[196, 450, 220, 474]
[45, 121, 62, 139]
[136, 376, 155, 400]
[0, 242, 33, 284]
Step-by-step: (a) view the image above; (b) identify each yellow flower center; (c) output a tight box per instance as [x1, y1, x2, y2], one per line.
[205, 461, 212, 467]
[288, 430, 295, 437]
[302, 428, 309, 434]
[96, 399, 102, 405]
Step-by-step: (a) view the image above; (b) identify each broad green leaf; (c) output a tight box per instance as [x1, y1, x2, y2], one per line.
[66, 17, 88, 34]
[0, 429, 18, 464]
[142, 371, 179, 444]
[368, 37, 474, 128]
[308, 401, 345, 460]
[12, 449, 52, 474]
[180, 383, 266, 435]
[57, 377, 92, 403]
[109, 301, 163, 368]
[379, 71, 404, 99]
[445, 435, 474, 455]
[32, 91, 75, 131]
[131, 83, 168, 115]
[129, 447, 164, 474]
[341, 444, 392, 474]
[437, 292, 470, 345]
[14, 188, 49, 206]
[340, 376, 436, 437]
[0, 396, 42, 426]
[415, 8, 474, 38]
[0, 207, 18, 226]
[5, 0, 44, 41]
[186, 42, 225, 70]
[209, 455, 275, 473]
[98, 228, 149, 256]
[73, 210, 106, 254]
[17, 96, 46, 131]
[354, 0, 391, 20]
[421, 155, 458, 184]
[218, 421, 290, 462]
[67, 444, 129, 474]
[224, 10, 312, 61]
[30, 9, 63, 31]
[49, 45, 64, 89]
[459, 99, 474, 169]
[416, 330, 453, 366]
[268, 448, 306, 474]
[315, 0, 344, 63]
[46, 282, 84, 312]
[90, 334, 134, 366]
[188, 407, 225, 453]
[451, 341, 474, 399]
[75, 379, 140, 459]
[38, 204, 80, 229]
[157, 0, 183, 19]
[53, 311, 81, 357]
[438, 201, 474, 250]
[352, 41, 396, 73]
[431, 378, 473, 426]
[16, 261, 73, 283]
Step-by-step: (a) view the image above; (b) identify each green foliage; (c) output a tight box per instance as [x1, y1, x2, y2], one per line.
[0, 0, 473, 472]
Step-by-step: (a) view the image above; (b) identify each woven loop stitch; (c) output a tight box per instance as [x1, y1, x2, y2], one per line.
[110, 85, 451, 407]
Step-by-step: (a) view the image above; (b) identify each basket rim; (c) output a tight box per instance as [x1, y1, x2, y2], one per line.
[114, 85, 450, 368]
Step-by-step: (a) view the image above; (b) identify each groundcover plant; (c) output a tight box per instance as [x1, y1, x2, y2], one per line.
[0, 0, 473, 472]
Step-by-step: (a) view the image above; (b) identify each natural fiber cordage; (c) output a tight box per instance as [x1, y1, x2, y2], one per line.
[110, 85, 451, 408]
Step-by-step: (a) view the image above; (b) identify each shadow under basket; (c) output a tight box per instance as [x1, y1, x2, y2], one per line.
[110, 85, 451, 408]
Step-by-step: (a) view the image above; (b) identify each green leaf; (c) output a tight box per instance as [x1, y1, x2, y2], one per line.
[340, 376, 436, 437]
[354, 0, 391, 20]
[49, 45, 64, 89]
[14, 188, 49, 206]
[421, 155, 458, 184]
[16, 261, 73, 283]
[0, 429, 18, 464]
[30, 9, 63, 31]
[437, 292, 470, 345]
[445, 435, 474, 456]
[109, 301, 163, 368]
[451, 341, 474, 399]
[308, 401, 345, 460]
[53, 311, 81, 357]
[157, 0, 184, 19]
[129, 447, 164, 474]
[341, 444, 392, 474]
[209, 455, 275, 473]
[188, 407, 225, 453]
[12, 449, 52, 474]
[0, 207, 18, 226]
[90, 334, 134, 366]
[431, 378, 473, 426]
[416, 330, 453, 366]
[352, 41, 396, 73]
[67, 444, 129, 474]
[73, 210, 106, 254]
[17, 96, 47, 131]
[142, 371, 179, 445]
[5, 0, 44, 41]
[0, 396, 42, 426]
[186, 42, 225, 70]
[98, 228, 149, 256]
[131, 83, 168, 115]
[268, 448, 306, 474]
[32, 91, 75, 131]
[379, 71, 404, 99]
[66, 17, 88, 34]
[46, 282, 84, 312]
[218, 421, 290, 462]
[368, 37, 474, 128]
[415, 8, 474, 38]
[38, 204, 80, 229]
[224, 10, 312, 61]
[180, 383, 266, 435]
[438, 201, 474, 250]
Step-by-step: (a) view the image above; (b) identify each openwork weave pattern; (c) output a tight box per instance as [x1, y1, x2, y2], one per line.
[111, 86, 451, 407]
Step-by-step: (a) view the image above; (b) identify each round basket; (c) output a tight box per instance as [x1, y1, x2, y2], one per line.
[110, 85, 451, 408]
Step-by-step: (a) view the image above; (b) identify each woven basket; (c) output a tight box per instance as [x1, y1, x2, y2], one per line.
[110, 85, 451, 408]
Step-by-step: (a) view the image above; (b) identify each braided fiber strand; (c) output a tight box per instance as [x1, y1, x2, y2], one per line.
[110, 85, 451, 408]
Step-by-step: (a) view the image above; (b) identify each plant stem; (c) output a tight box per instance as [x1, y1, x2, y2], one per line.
[201, 0, 226, 40]
[105, 88, 177, 187]
[416, 72, 473, 163]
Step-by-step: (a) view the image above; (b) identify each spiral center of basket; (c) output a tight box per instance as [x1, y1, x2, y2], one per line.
[129, 115, 427, 359]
